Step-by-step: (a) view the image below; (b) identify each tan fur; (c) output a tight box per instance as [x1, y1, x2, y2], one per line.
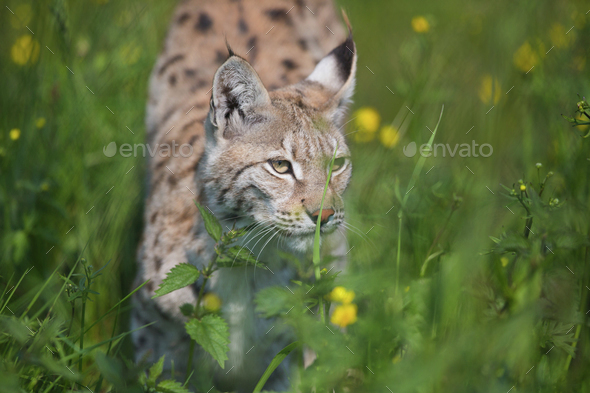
[132, 1, 355, 391]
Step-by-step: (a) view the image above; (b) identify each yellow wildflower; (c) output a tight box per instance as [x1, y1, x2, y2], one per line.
[520, 184, 526, 191]
[329, 286, 355, 304]
[353, 107, 380, 143]
[411, 16, 430, 33]
[513, 41, 538, 73]
[549, 24, 573, 49]
[501, 257, 509, 267]
[120, 44, 142, 66]
[11, 35, 40, 66]
[202, 293, 222, 312]
[379, 125, 400, 148]
[354, 107, 380, 132]
[10, 129, 21, 140]
[478, 75, 502, 105]
[35, 118, 46, 128]
[330, 303, 357, 328]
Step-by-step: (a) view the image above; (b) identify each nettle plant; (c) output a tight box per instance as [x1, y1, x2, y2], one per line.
[562, 95, 590, 139]
[152, 150, 342, 391]
[480, 164, 589, 384]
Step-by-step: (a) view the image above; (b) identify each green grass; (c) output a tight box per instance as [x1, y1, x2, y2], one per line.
[2, 0, 590, 391]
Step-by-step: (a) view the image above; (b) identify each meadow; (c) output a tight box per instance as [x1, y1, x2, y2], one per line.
[1, 0, 590, 392]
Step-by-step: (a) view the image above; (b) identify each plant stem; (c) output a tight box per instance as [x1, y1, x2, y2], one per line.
[395, 211, 402, 296]
[188, 254, 217, 382]
[314, 265, 325, 324]
[78, 294, 86, 373]
[186, 339, 195, 382]
[67, 302, 75, 363]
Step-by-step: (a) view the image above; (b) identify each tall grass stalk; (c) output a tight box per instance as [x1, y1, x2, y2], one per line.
[313, 143, 339, 324]
[396, 105, 444, 294]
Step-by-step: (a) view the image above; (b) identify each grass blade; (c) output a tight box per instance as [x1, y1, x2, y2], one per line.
[253, 341, 299, 393]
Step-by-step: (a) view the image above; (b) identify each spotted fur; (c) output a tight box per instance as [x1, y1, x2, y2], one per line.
[132, 1, 356, 391]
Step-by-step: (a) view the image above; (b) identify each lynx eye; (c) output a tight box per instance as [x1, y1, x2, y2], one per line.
[331, 157, 347, 172]
[271, 159, 292, 174]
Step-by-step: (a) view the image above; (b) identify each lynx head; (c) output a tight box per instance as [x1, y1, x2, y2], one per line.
[202, 35, 356, 252]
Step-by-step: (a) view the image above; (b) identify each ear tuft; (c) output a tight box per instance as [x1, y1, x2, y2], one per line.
[225, 37, 236, 58]
[341, 9, 353, 40]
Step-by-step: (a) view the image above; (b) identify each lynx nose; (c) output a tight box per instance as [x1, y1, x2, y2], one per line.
[309, 208, 335, 226]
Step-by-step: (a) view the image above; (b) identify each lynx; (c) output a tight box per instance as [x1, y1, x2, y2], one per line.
[131, 0, 357, 390]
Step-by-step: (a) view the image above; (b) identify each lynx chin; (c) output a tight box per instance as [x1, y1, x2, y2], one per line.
[131, 1, 357, 391]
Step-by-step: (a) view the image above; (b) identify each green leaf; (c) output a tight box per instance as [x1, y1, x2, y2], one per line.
[216, 246, 268, 270]
[185, 315, 230, 368]
[95, 352, 123, 387]
[179, 303, 194, 317]
[148, 355, 166, 388]
[156, 379, 190, 393]
[255, 286, 292, 318]
[195, 202, 222, 242]
[402, 105, 444, 208]
[152, 264, 200, 299]
[222, 226, 250, 243]
[253, 342, 299, 393]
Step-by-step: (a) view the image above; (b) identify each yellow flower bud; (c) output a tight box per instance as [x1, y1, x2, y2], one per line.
[10, 129, 21, 140]
[330, 303, 358, 328]
[36, 118, 46, 129]
[520, 184, 526, 191]
[329, 286, 355, 304]
[513, 41, 538, 73]
[379, 125, 400, 148]
[353, 107, 381, 143]
[11, 35, 40, 65]
[411, 16, 430, 33]
[202, 292, 222, 312]
[478, 75, 502, 105]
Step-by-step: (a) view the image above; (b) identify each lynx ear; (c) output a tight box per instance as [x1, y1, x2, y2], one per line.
[210, 55, 270, 138]
[305, 34, 357, 126]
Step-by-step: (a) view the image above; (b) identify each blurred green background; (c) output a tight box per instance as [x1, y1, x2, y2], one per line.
[1, 0, 590, 391]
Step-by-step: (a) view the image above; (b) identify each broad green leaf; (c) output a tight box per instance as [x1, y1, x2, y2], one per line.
[255, 286, 293, 318]
[195, 202, 222, 241]
[152, 264, 200, 299]
[216, 246, 268, 270]
[157, 379, 190, 393]
[253, 342, 299, 393]
[148, 355, 165, 388]
[185, 315, 230, 368]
